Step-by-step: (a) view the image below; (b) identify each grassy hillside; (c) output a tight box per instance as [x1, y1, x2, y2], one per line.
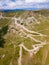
[0, 10, 49, 65]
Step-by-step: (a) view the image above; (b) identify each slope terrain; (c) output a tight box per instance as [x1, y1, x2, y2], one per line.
[0, 10, 49, 65]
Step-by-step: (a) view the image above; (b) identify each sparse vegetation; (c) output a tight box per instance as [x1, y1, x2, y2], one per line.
[0, 10, 49, 65]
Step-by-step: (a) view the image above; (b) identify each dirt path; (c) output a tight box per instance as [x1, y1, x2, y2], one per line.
[11, 16, 48, 65]
[18, 45, 22, 65]
[18, 41, 47, 65]
[1, 14, 48, 65]
[13, 17, 47, 36]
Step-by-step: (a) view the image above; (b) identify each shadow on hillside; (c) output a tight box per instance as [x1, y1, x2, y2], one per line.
[0, 26, 8, 48]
